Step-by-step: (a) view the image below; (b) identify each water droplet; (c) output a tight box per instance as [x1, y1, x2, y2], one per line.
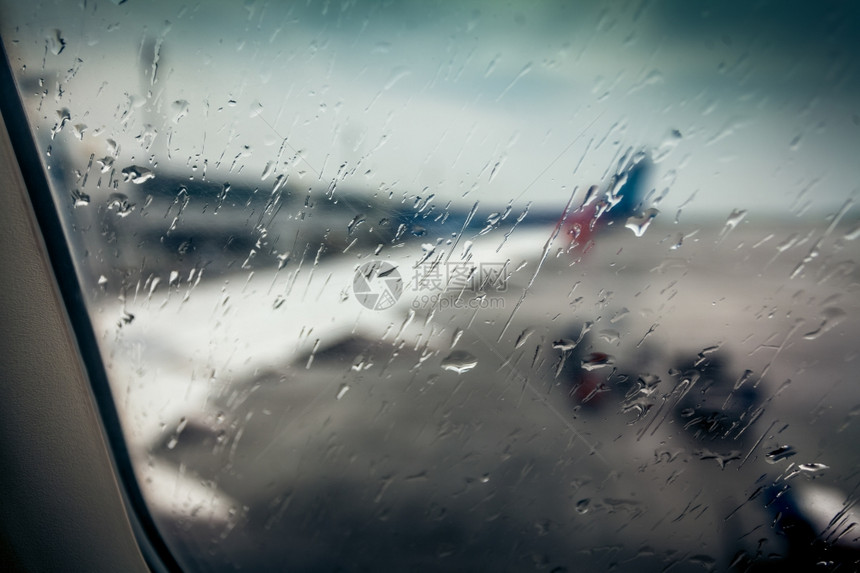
[107, 193, 135, 217]
[688, 555, 716, 571]
[798, 462, 828, 473]
[46, 29, 66, 55]
[803, 307, 847, 340]
[552, 339, 578, 352]
[598, 329, 620, 344]
[96, 156, 114, 172]
[72, 123, 87, 140]
[625, 208, 659, 237]
[347, 214, 366, 235]
[148, 277, 161, 298]
[581, 352, 615, 371]
[305, 339, 320, 369]
[789, 133, 802, 151]
[610, 307, 629, 324]
[336, 384, 349, 400]
[351, 355, 372, 371]
[843, 225, 860, 241]
[717, 209, 747, 242]
[121, 165, 155, 184]
[765, 445, 796, 464]
[441, 350, 478, 374]
[71, 189, 90, 207]
[171, 99, 189, 123]
[417, 242, 436, 265]
[51, 108, 70, 139]
[733, 369, 754, 390]
[166, 417, 188, 450]
[515, 327, 534, 349]
[450, 328, 463, 348]
[695, 448, 741, 469]
[261, 161, 275, 180]
[575, 498, 590, 514]
[135, 124, 158, 151]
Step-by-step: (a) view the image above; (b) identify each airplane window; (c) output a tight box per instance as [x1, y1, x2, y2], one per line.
[2, 1, 859, 570]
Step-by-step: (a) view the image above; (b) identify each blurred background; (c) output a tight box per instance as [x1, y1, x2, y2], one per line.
[2, 1, 859, 570]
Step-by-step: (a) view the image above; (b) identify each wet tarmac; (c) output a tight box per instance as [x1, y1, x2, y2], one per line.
[94, 218, 860, 571]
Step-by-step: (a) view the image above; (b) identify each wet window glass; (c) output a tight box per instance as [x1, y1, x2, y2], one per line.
[1, 1, 859, 570]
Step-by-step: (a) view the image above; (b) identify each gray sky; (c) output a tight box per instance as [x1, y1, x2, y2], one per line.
[3, 0, 859, 218]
